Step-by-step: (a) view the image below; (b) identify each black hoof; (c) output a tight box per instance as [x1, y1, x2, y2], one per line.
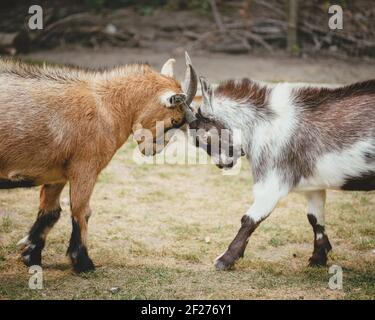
[70, 246, 95, 273]
[73, 259, 95, 273]
[73, 257, 95, 273]
[214, 252, 237, 271]
[308, 254, 328, 267]
[308, 242, 331, 267]
[21, 244, 42, 267]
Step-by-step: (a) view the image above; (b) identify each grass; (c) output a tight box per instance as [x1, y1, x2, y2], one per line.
[0, 139, 374, 300]
[0, 216, 13, 233]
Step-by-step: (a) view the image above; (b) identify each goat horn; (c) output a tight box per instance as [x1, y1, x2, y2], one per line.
[183, 52, 198, 124]
[184, 52, 198, 106]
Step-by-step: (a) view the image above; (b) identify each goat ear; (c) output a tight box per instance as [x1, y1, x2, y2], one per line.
[160, 92, 186, 108]
[161, 58, 175, 77]
[199, 76, 214, 114]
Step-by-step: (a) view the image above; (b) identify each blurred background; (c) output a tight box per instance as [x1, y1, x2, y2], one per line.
[0, 0, 374, 84]
[1, 0, 375, 57]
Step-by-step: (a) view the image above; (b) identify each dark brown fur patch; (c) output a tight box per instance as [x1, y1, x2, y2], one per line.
[341, 172, 375, 191]
[215, 215, 258, 270]
[307, 214, 332, 266]
[295, 80, 375, 109]
[215, 78, 270, 109]
[0, 178, 36, 189]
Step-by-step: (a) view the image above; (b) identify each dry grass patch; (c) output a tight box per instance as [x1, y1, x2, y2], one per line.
[0, 139, 375, 299]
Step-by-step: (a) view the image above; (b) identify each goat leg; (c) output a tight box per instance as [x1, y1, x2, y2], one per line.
[18, 183, 65, 267]
[66, 171, 96, 273]
[215, 215, 258, 270]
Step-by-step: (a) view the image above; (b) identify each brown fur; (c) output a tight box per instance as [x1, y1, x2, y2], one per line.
[0, 58, 186, 272]
[307, 214, 332, 266]
[216, 78, 270, 109]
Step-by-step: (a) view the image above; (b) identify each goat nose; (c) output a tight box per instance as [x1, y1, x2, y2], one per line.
[188, 119, 199, 129]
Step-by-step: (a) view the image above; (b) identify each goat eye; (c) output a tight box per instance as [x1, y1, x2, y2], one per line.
[171, 119, 180, 127]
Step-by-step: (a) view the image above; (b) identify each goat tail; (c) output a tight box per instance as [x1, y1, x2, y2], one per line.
[0, 179, 36, 189]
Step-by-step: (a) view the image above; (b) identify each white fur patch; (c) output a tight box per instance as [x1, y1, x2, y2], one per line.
[246, 169, 290, 223]
[296, 139, 375, 191]
[251, 83, 297, 159]
[160, 91, 178, 108]
[306, 190, 326, 226]
[17, 235, 29, 246]
[210, 96, 255, 149]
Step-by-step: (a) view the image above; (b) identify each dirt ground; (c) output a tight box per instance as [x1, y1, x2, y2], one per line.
[0, 49, 375, 300]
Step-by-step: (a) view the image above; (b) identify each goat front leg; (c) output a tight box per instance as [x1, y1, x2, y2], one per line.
[215, 177, 289, 271]
[66, 172, 97, 273]
[306, 190, 332, 267]
[18, 183, 65, 267]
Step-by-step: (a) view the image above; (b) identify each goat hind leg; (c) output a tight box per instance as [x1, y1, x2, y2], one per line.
[19, 183, 65, 267]
[306, 190, 332, 267]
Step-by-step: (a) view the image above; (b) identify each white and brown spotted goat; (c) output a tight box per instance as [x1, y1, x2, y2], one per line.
[0, 54, 198, 273]
[186, 76, 375, 270]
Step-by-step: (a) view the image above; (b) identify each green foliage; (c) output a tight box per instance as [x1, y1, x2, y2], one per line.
[336, 0, 348, 9]
[290, 44, 301, 56]
[186, 0, 211, 12]
[86, 0, 106, 10]
[324, 0, 348, 10]
[136, 5, 156, 16]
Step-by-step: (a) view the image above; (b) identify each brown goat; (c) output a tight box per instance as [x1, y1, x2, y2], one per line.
[0, 55, 197, 272]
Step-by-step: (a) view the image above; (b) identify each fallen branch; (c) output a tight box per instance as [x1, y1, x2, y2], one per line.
[209, 0, 226, 34]
[243, 31, 273, 51]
